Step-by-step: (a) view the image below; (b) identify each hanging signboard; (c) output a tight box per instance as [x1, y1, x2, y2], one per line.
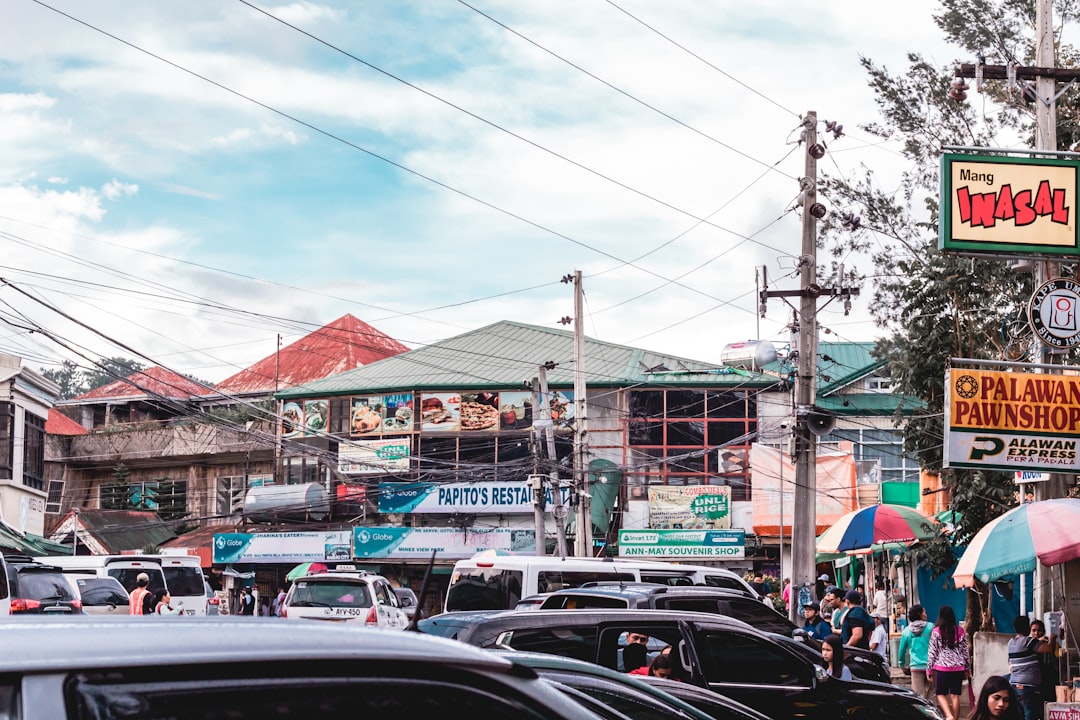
[338, 438, 411, 475]
[939, 152, 1080, 257]
[617, 529, 745, 559]
[378, 481, 570, 513]
[646, 485, 731, 529]
[944, 366, 1080, 472]
[213, 530, 353, 564]
[1029, 277, 1080, 348]
[353, 526, 535, 558]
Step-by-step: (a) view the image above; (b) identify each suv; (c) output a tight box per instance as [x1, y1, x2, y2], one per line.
[281, 566, 408, 629]
[537, 584, 888, 683]
[419, 608, 941, 720]
[0, 616, 605, 720]
[0, 554, 82, 615]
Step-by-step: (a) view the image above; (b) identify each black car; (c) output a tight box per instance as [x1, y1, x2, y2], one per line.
[419, 608, 941, 720]
[1, 554, 82, 615]
[537, 583, 889, 683]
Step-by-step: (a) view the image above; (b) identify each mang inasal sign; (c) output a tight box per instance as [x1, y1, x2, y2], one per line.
[945, 367, 1080, 473]
[939, 153, 1079, 257]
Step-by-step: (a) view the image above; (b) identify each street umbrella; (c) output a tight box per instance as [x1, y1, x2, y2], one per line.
[285, 561, 328, 582]
[816, 503, 938, 554]
[954, 498, 1080, 588]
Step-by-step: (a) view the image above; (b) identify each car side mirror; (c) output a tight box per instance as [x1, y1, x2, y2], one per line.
[813, 664, 828, 682]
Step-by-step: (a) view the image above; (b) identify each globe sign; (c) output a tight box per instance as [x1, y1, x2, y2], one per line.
[690, 493, 729, 519]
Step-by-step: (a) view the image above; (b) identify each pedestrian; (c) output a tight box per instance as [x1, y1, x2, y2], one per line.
[970, 675, 1020, 720]
[622, 631, 650, 672]
[816, 573, 830, 604]
[873, 581, 890, 632]
[802, 602, 831, 641]
[153, 588, 181, 616]
[749, 574, 768, 598]
[841, 590, 873, 650]
[824, 586, 846, 635]
[821, 635, 853, 680]
[781, 577, 792, 612]
[128, 572, 151, 615]
[238, 586, 256, 616]
[629, 651, 680, 680]
[1029, 620, 1060, 703]
[869, 612, 889, 662]
[272, 586, 287, 617]
[1007, 615, 1055, 720]
[927, 605, 970, 720]
[899, 604, 933, 701]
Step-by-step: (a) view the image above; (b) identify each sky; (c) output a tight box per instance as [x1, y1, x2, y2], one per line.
[0, 0, 962, 385]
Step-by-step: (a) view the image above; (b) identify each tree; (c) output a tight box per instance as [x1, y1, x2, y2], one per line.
[40, 360, 87, 400]
[818, 0, 1080, 633]
[83, 357, 146, 392]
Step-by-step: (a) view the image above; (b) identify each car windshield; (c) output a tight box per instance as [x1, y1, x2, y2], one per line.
[17, 570, 77, 601]
[76, 578, 127, 606]
[163, 567, 205, 597]
[290, 580, 372, 608]
[110, 568, 167, 593]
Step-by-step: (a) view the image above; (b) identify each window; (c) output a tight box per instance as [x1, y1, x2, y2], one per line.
[45, 480, 65, 514]
[501, 625, 598, 663]
[698, 630, 809, 687]
[0, 403, 12, 481]
[22, 411, 44, 490]
[217, 476, 246, 514]
[825, 428, 918, 483]
[445, 568, 524, 612]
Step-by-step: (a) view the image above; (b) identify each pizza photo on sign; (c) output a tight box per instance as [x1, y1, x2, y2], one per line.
[460, 392, 500, 431]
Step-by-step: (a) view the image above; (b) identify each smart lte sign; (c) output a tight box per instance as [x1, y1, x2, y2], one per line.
[939, 152, 1080, 258]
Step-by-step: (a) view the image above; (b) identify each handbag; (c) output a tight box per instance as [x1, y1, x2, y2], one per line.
[967, 674, 975, 707]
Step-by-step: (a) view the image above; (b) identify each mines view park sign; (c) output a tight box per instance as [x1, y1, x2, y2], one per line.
[939, 152, 1079, 258]
[945, 367, 1080, 473]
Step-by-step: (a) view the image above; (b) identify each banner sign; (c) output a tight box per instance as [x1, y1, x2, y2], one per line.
[939, 153, 1080, 257]
[617, 529, 745, 559]
[338, 438, 411, 475]
[378, 481, 570, 514]
[353, 526, 535, 558]
[647, 485, 731, 529]
[945, 367, 1080, 472]
[213, 531, 353, 564]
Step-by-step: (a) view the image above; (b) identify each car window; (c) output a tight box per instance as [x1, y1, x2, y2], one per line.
[374, 581, 398, 607]
[497, 626, 598, 663]
[716, 600, 793, 634]
[289, 581, 372, 608]
[541, 594, 629, 610]
[446, 568, 524, 611]
[697, 630, 810, 687]
[14, 569, 77, 601]
[110, 568, 167, 593]
[637, 573, 695, 587]
[162, 567, 205, 597]
[654, 598, 720, 615]
[536, 571, 635, 593]
[70, 674, 564, 720]
[76, 578, 128, 606]
[699, 577, 749, 592]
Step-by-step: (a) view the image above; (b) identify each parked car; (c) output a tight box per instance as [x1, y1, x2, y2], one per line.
[0, 554, 82, 615]
[281, 567, 409, 629]
[419, 608, 942, 720]
[204, 579, 220, 616]
[0, 616, 608, 720]
[537, 583, 889, 683]
[393, 587, 420, 620]
[496, 650, 771, 720]
[70, 576, 127, 616]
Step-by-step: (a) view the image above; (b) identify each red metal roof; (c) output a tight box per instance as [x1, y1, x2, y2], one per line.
[46, 408, 88, 435]
[72, 366, 210, 401]
[215, 314, 409, 394]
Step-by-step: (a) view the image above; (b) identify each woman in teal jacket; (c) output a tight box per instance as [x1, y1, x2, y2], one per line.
[899, 604, 932, 700]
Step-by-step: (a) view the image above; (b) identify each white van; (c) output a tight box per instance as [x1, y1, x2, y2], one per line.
[47, 554, 207, 616]
[444, 552, 757, 613]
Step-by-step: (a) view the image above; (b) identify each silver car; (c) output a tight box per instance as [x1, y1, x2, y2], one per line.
[70, 576, 128, 616]
[0, 617, 608, 720]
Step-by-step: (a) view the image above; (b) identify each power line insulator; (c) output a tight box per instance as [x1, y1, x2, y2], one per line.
[948, 78, 969, 103]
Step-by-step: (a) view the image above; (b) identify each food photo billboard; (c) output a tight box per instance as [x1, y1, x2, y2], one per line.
[939, 152, 1080, 257]
[945, 367, 1080, 473]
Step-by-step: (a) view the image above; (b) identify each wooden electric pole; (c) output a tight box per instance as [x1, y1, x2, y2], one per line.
[571, 270, 592, 557]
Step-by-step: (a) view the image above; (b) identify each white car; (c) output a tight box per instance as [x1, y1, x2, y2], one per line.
[281, 567, 409, 629]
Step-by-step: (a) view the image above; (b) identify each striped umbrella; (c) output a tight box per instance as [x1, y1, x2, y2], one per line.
[816, 503, 938, 554]
[954, 498, 1080, 587]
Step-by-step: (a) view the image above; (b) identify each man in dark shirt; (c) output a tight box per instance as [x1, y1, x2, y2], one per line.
[841, 589, 873, 650]
[802, 603, 831, 640]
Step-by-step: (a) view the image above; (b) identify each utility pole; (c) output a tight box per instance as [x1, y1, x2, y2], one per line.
[538, 362, 569, 557]
[529, 377, 546, 556]
[791, 111, 820, 621]
[571, 270, 592, 557]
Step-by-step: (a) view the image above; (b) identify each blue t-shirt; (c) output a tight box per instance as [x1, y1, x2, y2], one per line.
[1008, 635, 1041, 685]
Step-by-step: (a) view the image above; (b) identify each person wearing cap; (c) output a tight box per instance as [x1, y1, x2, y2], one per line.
[841, 589, 873, 650]
[869, 611, 889, 661]
[129, 572, 151, 615]
[802, 602, 831, 641]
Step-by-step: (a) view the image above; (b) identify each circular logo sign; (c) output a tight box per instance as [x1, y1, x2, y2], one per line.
[1029, 278, 1080, 348]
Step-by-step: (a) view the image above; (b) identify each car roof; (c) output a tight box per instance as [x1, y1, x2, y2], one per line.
[422, 607, 758, 633]
[0, 617, 528, 674]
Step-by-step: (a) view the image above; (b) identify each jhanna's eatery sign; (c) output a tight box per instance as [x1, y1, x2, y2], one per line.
[939, 153, 1079, 257]
[945, 367, 1080, 473]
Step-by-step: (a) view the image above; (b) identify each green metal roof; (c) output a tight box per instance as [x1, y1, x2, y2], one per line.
[278, 321, 784, 399]
[817, 393, 925, 416]
[815, 342, 884, 396]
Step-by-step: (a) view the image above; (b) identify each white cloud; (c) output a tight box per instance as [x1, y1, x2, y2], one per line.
[101, 180, 138, 201]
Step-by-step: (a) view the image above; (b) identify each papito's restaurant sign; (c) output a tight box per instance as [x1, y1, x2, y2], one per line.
[939, 152, 1079, 257]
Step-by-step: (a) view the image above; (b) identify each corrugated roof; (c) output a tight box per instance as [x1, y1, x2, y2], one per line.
[60, 509, 177, 554]
[815, 342, 884, 396]
[216, 314, 409, 394]
[46, 408, 88, 435]
[278, 320, 782, 398]
[817, 393, 925, 416]
[67, 366, 209, 403]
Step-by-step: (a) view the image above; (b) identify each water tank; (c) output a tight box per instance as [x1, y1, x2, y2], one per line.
[721, 340, 778, 369]
[244, 482, 330, 522]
